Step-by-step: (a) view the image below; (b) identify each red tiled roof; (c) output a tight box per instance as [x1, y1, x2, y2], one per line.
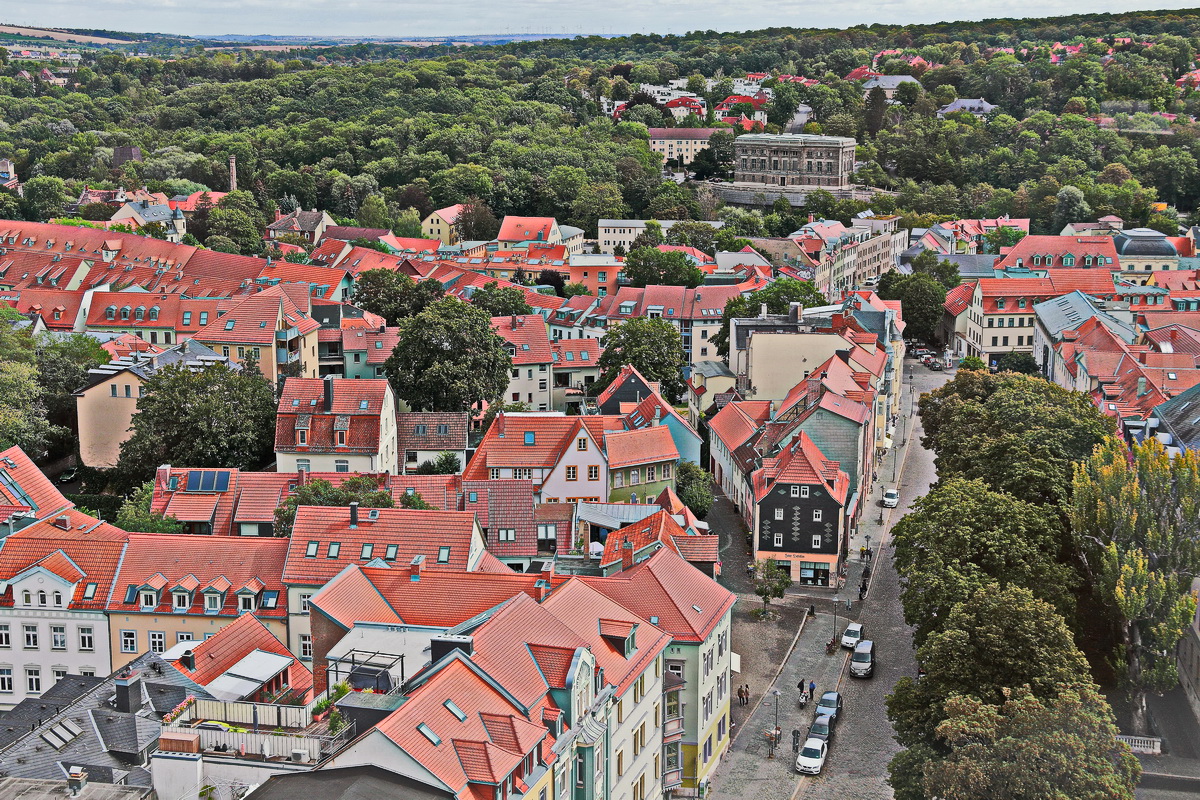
[0, 445, 72, 519]
[0, 510, 128, 610]
[163, 493, 220, 523]
[464, 414, 622, 480]
[943, 281, 975, 316]
[599, 509, 717, 569]
[583, 547, 736, 643]
[497, 216, 556, 244]
[995, 235, 1119, 270]
[551, 338, 602, 366]
[283, 506, 482, 585]
[707, 401, 772, 451]
[603, 426, 678, 468]
[491, 315, 553, 365]
[108, 535, 288, 617]
[753, 431, 849, 505]
[171, 610, 311, 700]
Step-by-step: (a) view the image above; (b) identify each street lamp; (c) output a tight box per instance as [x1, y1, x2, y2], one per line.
[832, 594, 840, 640]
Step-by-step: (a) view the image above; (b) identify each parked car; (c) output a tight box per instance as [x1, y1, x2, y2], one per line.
[882, 489, 900, 508]
[795, 737, 828, 775]
[841, 622, 864, 649]
[850, 640, 875, 678]
[57, 468, 77, 484]
[815, 690, 843, 722]
[808, 715, 834, 743]
[929, 361, 944, 371]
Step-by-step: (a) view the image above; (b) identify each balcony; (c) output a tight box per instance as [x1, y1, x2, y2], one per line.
[663, 765, 684, 789]
[663, 713, 685, 740]
[276, 348, 301, 364]
[276, 326, 299, 341]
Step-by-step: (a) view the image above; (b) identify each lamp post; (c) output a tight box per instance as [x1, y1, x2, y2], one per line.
[832, 594, 840, 640]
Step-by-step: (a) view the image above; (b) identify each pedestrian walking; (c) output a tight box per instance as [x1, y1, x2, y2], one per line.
[744, 684, 751, 705]
[808, 679, 816, 697]
[860, 545, 867, 560]
[736, 685, 745, 705]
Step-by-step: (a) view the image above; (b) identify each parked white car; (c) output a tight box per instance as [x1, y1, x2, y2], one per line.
[795, 737, 828, 775]
[883, 489, 900, 508]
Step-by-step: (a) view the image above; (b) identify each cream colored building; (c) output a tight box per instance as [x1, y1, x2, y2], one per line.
[421, 204, 463, 244]
[74, 340, 234, 468]
[647, 128, 721, 166]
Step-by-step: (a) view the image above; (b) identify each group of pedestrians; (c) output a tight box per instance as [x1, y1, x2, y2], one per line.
[736, 684, 752, 706]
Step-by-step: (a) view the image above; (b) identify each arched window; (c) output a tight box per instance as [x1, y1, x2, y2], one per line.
[52, 592, 62, 607]
[37, 591, 46, 606]
[22, 590, 31, 606]
[149, 306, 160, 321]
[120, 306, 131, 320]
[106, 306, 116, 320]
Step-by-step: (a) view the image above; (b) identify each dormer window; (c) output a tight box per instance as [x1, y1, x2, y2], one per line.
[297, 430, 307, 446]
[337, 430, 347, 447]
[1062, 255, 1075, 267]
[149, 306, 159, 321]
[134, 307, 144, 321]
[106, 306, 116, 320]
[204, 593, 221, 613]
[238, 595, 255, 612]
[173, 592, 189, 610]
[140, 591, 157, 609]
[120, 306, 131, 320]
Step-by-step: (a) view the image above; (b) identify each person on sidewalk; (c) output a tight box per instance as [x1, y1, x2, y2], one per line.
[808, 679, 816, 697]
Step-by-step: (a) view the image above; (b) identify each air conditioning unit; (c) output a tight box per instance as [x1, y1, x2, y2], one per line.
[290, 749, 307, 762]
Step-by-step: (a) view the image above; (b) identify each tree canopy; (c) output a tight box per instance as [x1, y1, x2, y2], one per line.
[383, 297, 512, 411]
[274, 475, 394, 538]
[594, 316, 687, 404]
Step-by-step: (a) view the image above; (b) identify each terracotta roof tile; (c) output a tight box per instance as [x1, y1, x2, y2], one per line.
[603, 426, 678, 469]
[491, 315, 553, 365]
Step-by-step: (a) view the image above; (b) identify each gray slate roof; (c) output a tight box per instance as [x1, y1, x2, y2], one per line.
[1033, 290, 1136, 343]
[0, 652, 212, 788]
[1154, 382, 1200, 453]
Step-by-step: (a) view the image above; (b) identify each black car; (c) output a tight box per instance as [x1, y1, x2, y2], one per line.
[808, 714, 834, 743]
[815, 691, 843, 722]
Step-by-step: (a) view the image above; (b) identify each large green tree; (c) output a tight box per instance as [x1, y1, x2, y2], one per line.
[922, 687, 1139, 800]
[470, 281, 533, 317]
[114, 363, 276, 488]
[622, 247, 704, 288]
[892, 478, 1076, 645]
[116, 481, 184, 534]
[383, 297, 512, 411]
[1071, 437, 1200, 735]
[594, 317, 686, 404]
[878, 272, 946, 344]
[918, 370, 1114, 506]
[675, 461, 714, 519]
[352, 270, 444, 325]
[274, 475, 394, 537]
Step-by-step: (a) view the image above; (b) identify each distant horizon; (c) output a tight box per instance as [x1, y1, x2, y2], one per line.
[9, 1, 1200, 42]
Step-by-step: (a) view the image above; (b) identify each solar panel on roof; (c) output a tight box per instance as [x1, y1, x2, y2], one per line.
[214, 471, 230, 492]
[185, 471, 202, 491]
[199, 471, 216, 491]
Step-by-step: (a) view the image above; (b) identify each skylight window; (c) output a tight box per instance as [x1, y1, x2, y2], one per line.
[417, 723, 441, 745]
[438, 546, 451, 563]
[359, 400, 369, 409]
[225, 320, 235, 330]
[444, 699, 467, 721]
[524, 432, 536, 445]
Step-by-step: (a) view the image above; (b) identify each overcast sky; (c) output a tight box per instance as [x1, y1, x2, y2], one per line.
[13, 0, 1200, 39]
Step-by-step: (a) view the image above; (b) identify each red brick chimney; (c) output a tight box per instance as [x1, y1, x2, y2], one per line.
[621, 539, 634, 571]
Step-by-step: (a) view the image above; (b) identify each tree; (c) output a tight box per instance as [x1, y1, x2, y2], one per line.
[910, 249, 960, 290]
[712, 278, 827, 358]
[595, 317, 686, 404]
[394, 207, 423, 238]
[753, 559, 793, 613]
[958, 355, 986, 371]
[982, 225, 1027, 254]
[399, 490, 434, 510]
[412, 451, 462, 475]
[892, 478, 1076, 645]
[865, 87, 889, 136]
[204, 234, 241, 254]
[114, 363, 276, 489]
[208, 207, 262, 254]
[0, 360, 61, 460]
[994, 351, 1039, 374]
[675, 461, 714, 519]
[116, 481, 183, 534]
[570, 182, 628, 236]
[356, 194, 391, 230]
[470, 281, 532, 317]
[274, 475, 394, 538]
[664, 220, 719, 255]
[454, 197, 500, 241]
[1071, 438, 1200, 735]
[352, 270, 444, 325]
[21, 176, 68, 221]
[563, 282, 592, 298]
[35, 333, 109, 431]
[1053, 185, 1092, 232]
[888, 584, 1091, 751]
[878, 273, 946, 344]
[537, 268, 566, 295]
[919, 371, 1114, 506]
[384, 297, 512, 412]
[622, 247, 704, 288]
[922, 687, 1139, 800]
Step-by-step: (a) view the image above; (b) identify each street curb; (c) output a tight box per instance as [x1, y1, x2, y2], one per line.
[731, 603, 809, 747]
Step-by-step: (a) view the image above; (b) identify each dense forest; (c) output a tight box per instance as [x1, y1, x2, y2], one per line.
[4, 10, 1200, 252]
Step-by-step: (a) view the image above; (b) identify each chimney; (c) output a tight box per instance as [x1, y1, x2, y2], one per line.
[324, 376, 334, 411]
[410, 554, 424, 579]
[429, 635, 474, 663]
[114, 670, 142, 714]
[53, 515, 71, 531]
[297, 467, 307, 487]
[228, 155, 237, 193]
[760, 303, 768, 318]
[510, 314, 518, 329]
[652, 406, 661, 426]
[274, 207, 283, 222]
[789, 302, 803, 323]
[156, 464, 172, 489]
[1137, 376, 1147, 396]
[538, 562, 555, 601]
[621, 539, 635, 570]
[1171, 328, 1178, 341]
[67, 767, 87, 797]
[349, 501, 359, 529]
[809, 213, 815, 223]
[180, 650, 195, 671]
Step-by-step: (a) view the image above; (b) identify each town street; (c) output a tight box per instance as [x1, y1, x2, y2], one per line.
[710, 363, 953, 800]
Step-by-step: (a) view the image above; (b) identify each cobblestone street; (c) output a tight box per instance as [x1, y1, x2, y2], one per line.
[708, 363, 952, 800]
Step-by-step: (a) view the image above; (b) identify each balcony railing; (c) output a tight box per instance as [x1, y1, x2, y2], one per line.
[276, 348, 301, 364]
[663, 713, 685, 738]
[663, 766, 684, 789]
[275, 326, 299, 341]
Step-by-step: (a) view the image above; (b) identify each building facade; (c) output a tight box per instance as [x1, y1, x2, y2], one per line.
[733, 134, 857, 190]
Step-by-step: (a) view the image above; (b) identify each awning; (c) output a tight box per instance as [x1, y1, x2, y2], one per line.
[731, 652, 741, 673]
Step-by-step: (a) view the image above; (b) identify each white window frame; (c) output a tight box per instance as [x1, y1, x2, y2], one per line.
[812, 509, 822, 522]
